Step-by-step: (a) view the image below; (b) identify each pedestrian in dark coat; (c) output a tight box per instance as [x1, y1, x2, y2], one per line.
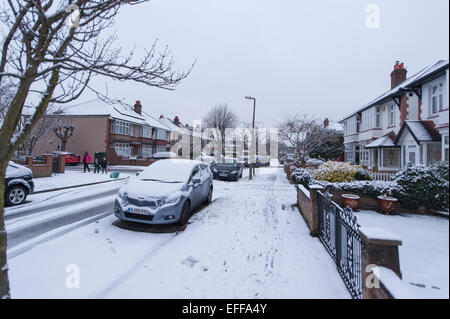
[93, 158, 101, 173]
[82, 151, 91, 173]
[100, 157, 108, 174]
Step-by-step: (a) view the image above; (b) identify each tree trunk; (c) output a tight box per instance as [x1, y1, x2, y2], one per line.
[0, 160, 10, 299]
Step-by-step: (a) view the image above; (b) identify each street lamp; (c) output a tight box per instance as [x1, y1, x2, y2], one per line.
[245, 96, 256, 180]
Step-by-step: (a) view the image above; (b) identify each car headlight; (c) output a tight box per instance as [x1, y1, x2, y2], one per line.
[231, 170, 237, 174]
[118, 187, 125, 199]
[212, 168, 218, 173]
[161, 196, 181, 206]
[122, 192, 129, 206]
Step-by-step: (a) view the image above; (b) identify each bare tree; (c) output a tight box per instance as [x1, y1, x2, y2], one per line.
[52, 115, 74, 151]
[0, 0, 193, 298]
[16, 105, 63, 158]
[203, 104, 239, 148]
[277, 114, 323, 164]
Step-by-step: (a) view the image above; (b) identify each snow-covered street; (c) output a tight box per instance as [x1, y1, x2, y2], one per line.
[7, 167, 350, 299]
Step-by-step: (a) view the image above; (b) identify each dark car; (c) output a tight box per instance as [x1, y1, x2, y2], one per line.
[115, 159, 213, 226]
[5, 162, 34, 206]
[211, 159, 244, 181]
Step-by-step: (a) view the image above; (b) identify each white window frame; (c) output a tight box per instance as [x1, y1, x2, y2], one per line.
[442, 134, 449, 162]
[111, 120, 129, 135]
[375, 106, 382, 128]
[389, 105, 396, 126]
[114, 142, 131, 157]
[142, 144, 153, 158]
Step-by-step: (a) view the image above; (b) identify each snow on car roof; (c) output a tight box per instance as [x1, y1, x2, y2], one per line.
[139, 159, 203, 183]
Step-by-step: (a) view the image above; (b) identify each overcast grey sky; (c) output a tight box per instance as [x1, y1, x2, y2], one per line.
[85, 0, 449, 128]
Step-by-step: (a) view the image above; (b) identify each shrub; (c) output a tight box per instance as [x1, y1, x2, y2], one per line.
[392, 164, 449, 210]
[314, 161, 360, 183]
[355, 168, 373, 181]
[291, 167, 313, 186]
[431, 161, 449, 181]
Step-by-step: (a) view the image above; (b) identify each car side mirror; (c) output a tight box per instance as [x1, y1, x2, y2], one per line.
[193, 178, 201, 184]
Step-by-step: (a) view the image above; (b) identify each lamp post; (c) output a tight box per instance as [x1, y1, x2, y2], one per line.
[245, 96, 256, 180]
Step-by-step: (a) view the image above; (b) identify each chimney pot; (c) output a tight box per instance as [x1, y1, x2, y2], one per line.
[159, 115, 164, 119]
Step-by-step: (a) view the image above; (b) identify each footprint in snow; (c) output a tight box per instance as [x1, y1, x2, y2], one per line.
[94, 229, 99, 234]
[181, 256, 199, 267]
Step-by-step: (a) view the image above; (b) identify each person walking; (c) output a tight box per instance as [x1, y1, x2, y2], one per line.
[82, 151, 91, 173]
[93, 158, 101, 174]
[100, 157, 108, 174]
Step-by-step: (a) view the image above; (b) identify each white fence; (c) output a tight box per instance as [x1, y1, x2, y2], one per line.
[371, 171, 396, 181]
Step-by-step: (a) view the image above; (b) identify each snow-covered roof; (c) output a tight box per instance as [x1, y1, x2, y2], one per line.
[51, 99, 171, 131]
[366, 135, 396, 148]
[394, 120, 441, 145]
[341, 60, 449, 122]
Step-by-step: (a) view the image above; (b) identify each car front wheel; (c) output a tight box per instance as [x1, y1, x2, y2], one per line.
[6, 185, 27, 206]
[178, 200, 191, 226]
[205, 187, 213, 204]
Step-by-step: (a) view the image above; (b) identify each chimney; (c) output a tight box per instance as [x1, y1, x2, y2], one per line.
[159, 115, 164, 119]
[134, 100, 142, 115]
[390, 61, 407, 89]
[174, 116, 180, 126]
[324, 118, 329, 128]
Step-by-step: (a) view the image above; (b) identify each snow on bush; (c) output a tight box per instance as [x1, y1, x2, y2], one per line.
[392, 163, 449, 211]
[313, 161, 372, 183]
[291, 167, 313, 186]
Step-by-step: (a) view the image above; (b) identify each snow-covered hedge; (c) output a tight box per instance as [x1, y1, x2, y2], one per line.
[314, 161, 372, 183]
[291, 167, 313, 186]
[292, 162, 449, 211]
[392, 163, 449, 211]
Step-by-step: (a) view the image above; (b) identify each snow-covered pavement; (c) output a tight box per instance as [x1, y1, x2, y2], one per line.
[357, 210, 449, 299]
[8, 167, 350, 299]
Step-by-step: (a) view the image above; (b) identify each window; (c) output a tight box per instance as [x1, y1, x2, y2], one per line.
[142, 145, 153, 158]
[383, 148, 401, 168]
[111, 120, 129, 135]
[359, 144, 370, 166]
[143, 127, 152, 138]
[431, 83, 444, 114]
[155, 129, 169, 140]
[389, 105, 395, 126]
[427, 143, 441, 165]
[156, 145, 167, 153]
[375, 107, 382, 128]
[443, 135, 449, 162]
[361, 109, 375, 131]
[114, 142, 131, 157]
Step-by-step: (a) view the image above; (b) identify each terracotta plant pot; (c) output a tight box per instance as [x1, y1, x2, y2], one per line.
[342, 194, 360, 211]
[377, 196, 398, 215]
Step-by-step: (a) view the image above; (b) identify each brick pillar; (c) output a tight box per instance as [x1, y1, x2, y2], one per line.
[309, 185, 324, 237]
[26, 156, 33, 167]
[42, 154, 53, 173]
[58, 154, 66, 173]
[359, 227, 402, 299]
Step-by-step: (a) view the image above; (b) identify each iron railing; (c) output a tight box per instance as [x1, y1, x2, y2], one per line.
[317, 191, 362, 299]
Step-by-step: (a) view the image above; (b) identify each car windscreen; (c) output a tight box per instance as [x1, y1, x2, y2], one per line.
[138, 161, 193, 183]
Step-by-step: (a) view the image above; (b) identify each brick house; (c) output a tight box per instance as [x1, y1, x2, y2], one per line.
[340, 60, 449, 171]
[33, 99, 172, 165]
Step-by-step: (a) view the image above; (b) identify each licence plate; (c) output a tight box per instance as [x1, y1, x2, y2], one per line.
[220, 173, 228, 177]
[128, 207, 150, 215]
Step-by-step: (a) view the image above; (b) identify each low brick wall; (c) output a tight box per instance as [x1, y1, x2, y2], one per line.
[106, 149, 155, 166]
[327, 189, 429, 215]
[25, 155, 53, 178]
[297, 185, 313, 232]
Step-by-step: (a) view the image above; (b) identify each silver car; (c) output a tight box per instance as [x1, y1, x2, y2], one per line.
[114, 159, 213, 225]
